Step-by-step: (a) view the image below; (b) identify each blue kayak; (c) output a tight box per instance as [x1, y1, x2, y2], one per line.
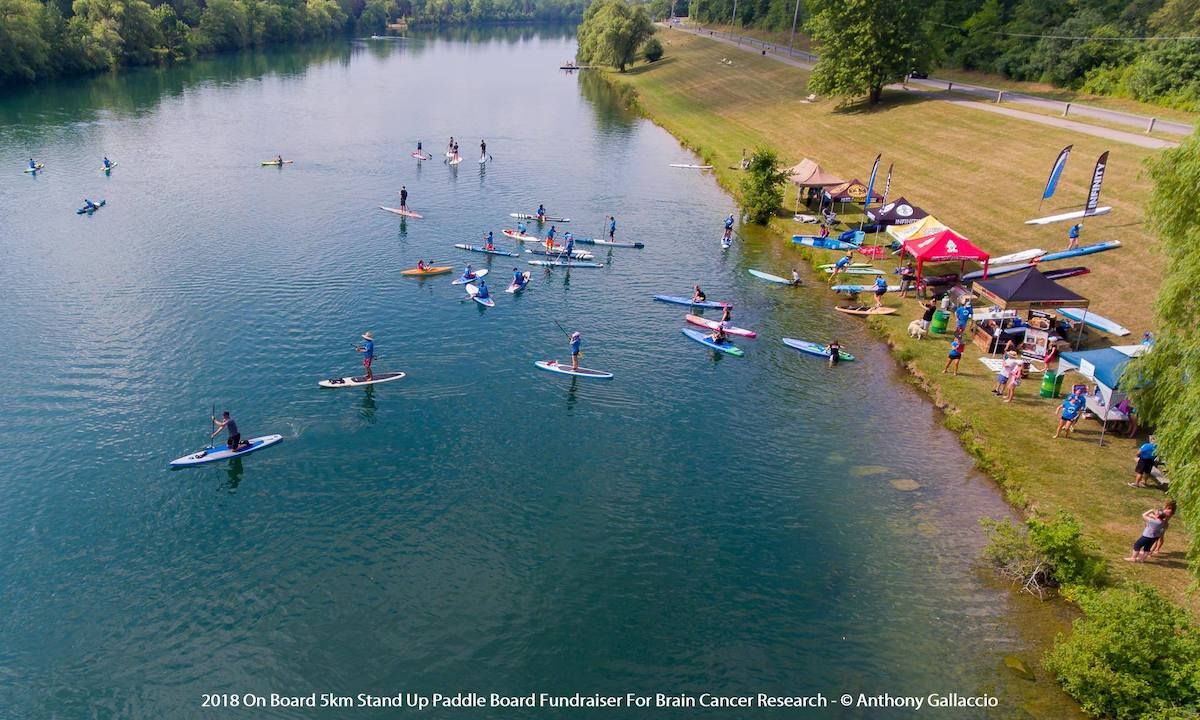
[681, 328, 744, 356]
[654, 294, 731, 309]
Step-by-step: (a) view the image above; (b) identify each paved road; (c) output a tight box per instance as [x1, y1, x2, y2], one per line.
[664, 22, 1190, 147]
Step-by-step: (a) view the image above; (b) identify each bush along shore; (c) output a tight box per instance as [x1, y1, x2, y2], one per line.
[597, 27, 1200, 720]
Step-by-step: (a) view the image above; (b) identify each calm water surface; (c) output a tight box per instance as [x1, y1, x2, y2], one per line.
[1, 28, 1080, 719]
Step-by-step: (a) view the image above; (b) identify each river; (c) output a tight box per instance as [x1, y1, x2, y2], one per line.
[0, 27, 1081, 719]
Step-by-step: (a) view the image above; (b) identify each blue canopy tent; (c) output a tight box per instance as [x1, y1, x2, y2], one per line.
[1058, 345, 1149, 445]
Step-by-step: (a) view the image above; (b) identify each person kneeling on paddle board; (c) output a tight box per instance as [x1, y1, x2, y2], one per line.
[720, 305, 733, 327]
[462, 264, 476, 280]
[517, 221, 527, 236]
[692, 285, 706, 304]
[537, 204, 547, 222]
[709, 324, 728, 344]
[512, 268, 525, 287]
[827, 339, 842, 368]
[356, 331, 375, 380]
[570, 331, 582, 370]
[476, 280, 490, 300]
[212, 411, 248, 452]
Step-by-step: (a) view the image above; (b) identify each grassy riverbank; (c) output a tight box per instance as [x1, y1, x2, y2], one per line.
[604, 29, 1196, 612]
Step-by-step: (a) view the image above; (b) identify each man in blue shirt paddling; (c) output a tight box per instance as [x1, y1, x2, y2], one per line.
[570, 331, 582, 370]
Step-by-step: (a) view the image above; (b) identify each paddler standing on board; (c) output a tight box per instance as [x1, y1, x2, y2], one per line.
[545, 225, 557, 250]
[608, 216, 617, 241]
[570, 331, 582, 370]
[416, 140, 424, 157]
[484, 231, 495, 251]
[355, 331, 375, 381]
[562, 232, 575, 259]
[399, 185, 409, 210]
[480, 138, 487, 161]
[723, 214, 734, 242]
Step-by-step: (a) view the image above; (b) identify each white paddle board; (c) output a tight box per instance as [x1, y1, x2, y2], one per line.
[319, 371, 406, 388]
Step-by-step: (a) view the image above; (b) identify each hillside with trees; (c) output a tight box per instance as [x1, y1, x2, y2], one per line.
[687, 0, 1200, 110]
[0, 0, 585, 88]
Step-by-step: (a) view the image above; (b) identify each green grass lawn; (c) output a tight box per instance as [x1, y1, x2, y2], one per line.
[613, 29, 1196, 612]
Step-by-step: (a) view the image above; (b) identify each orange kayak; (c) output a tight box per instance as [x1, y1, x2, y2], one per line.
[401, 266, 452, 276]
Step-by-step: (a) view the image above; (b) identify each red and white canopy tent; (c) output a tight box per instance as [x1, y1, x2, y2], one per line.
[900, 229, 990, 284]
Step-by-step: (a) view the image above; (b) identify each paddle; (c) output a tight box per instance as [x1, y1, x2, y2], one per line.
[207, 403, 216, 450]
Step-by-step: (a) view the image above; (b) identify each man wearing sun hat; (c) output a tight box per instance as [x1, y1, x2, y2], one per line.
[356, 331, 375, 381]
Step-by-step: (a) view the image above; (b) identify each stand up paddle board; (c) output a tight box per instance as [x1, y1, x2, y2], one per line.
[412, 152, 433, 160]
[465, 283, 495, 307]
[24, 164, 44, 173]
[681, 328, 744, 356]
[721, 235, 732, 249]
[380, 206, 424, 219]
[451, 269, 489, 285]
[1024, 207, 1111, 225]
[830, 283, 900, 293]
[1058, 307, 1129, 336]
[76, 200, 106, 214]
[510, 213, 570, 223]
[525, 247, 594, 260]
[448, 156, 463, 166]
[669, 163, 713, 170]
[793, 235, 859, 251]
[102, 163, 117, 172]
[170, 434, 283, 467]
[528, 260, 604, 268]
[834, 305, 896, 316]
[319, 371, 406, 388]
[534, 360, 613, 379]
[653, 294, 730, 309]
[782, 338, 855, 361]
[1037, 240, 1121, 262]
[502, 229, 541, 242]
[822, 266, 885, 276]
[261, 159, 293, 166]
[573, 237, 644, 249]
[685, 314, 756, 338]
[455, 244, 519, 257]
[748, 269, 794, 284]
[990, 248, 1045, 265]
[506, 272, 531, 293]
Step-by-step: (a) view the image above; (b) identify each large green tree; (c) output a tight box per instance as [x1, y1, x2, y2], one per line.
[576, 0, 654, 72]
[806, 0, 929, 104]
[1133, 128, 1200, 577]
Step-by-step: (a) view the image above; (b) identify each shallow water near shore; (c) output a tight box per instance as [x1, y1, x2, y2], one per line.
[1, 28, 1082, 718]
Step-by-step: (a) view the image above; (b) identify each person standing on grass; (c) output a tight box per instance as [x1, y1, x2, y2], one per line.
[898, 262, 915, 298]
[1053, 389, 1085, 438]
[1125, 507, 1168, 562]
[1067, 223, 1082, 250]
[872, 274, 887, 308]
[993, 351, 1018, 396]
[1004, 359, 1022, 403]
[829, 251, 854, 282]
[942, 333, 964, 375]
[1130, 435, 1159, 488]
[920, 300, 936, 333]
[1150, 500, 1176, 557]
[954, 298, 973, 334]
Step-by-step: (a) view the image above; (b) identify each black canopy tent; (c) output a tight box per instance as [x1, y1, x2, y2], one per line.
[864, 197, 927, 226]
[972, 268, 1091, 348]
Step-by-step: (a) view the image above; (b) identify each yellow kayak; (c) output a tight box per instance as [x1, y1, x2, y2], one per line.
[401, 265, 452, 276]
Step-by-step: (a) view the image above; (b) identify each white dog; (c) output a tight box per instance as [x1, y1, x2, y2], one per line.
[907, 320, 927, 339]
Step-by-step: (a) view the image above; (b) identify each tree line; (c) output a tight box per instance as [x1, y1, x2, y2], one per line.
[0, 0, 585, 88]
[688, 0, 1200, 110]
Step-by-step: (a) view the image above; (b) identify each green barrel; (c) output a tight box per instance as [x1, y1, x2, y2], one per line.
[930, 310, 949, 334]
[1040, 369, 1059, 398]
